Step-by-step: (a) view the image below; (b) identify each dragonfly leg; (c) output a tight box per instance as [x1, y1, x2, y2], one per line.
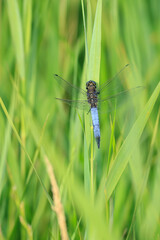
[87, 108, 91, 114]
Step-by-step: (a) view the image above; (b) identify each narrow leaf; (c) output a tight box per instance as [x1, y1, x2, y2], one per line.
[105, 82, 160, 199]
[7, 0, 25, 80]
[88, 0, 102, 84]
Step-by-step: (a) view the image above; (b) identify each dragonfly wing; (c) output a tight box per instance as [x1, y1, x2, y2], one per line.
[56, 98, 90, 111]
[97, 86, 144, 113]
[97, 64, 130, 97]
[54, 74, 87, 100]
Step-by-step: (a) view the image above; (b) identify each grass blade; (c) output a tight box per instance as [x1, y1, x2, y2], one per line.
[0, 90, 17, 197]
[88, 0, 102, 83]
[0, 97, 52, 207]
[105, 82, 160, 199]
[7, 0, 25, 81]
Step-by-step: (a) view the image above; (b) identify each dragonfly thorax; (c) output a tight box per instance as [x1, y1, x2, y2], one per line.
[86, 80, 97, 89]
[86, 80, 98, 108]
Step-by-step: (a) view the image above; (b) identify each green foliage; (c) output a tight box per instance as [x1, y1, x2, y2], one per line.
[0, 0, 160, 239]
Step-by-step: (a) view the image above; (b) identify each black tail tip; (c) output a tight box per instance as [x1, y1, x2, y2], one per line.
[96, 137, 100, 149]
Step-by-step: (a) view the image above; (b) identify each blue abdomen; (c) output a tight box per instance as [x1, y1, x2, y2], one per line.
[91, 107, 100, 148]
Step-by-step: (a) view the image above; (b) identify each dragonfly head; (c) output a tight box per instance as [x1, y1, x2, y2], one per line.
[86, 80, 97, 89]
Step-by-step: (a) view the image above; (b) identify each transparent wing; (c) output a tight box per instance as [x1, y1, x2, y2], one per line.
[54, 74, 87, 100]
[97, 64, 130, 98]
[97, 86, 144, 113]
[56, 98, 90, 111]
[98, 86, 143, 102]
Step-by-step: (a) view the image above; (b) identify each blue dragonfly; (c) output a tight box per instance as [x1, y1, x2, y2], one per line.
[54, 65, 142, 148]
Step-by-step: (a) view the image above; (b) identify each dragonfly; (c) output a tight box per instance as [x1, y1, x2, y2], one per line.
[54, 64, 142, 149]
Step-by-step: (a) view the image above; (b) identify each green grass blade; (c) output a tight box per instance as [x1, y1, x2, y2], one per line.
[87, 0, 92, 52]
[140, 151, 160, 239]
[0, 90, 16, 197]
[23, 0, 32, 55]
[7, 0, 25, 81]
[0, 98, 52, 207]
[81, 0, 89, 65]
[105, 82, 160, 199]
[88, 0, 102, 83]
[81, 1, 91, 195]
[126, 108, 160, 240]
[83, 0, 102, 196]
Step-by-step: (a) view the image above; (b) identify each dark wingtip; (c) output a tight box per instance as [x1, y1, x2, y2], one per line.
[54, 74, 58, 77]
[96, 137, 100, 149]
[125, 63, 130, 67]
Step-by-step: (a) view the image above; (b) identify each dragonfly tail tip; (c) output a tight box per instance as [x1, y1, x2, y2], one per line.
[96, 137, 100, 149]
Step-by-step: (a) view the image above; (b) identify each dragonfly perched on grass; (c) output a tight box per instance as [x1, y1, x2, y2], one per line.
[54, 64, 142, 148]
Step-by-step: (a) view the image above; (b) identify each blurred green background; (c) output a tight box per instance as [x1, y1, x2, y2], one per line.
[0, 0, 160, 239]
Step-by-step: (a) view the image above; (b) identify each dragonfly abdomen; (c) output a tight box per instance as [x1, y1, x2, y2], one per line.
[91, 107, 100, 148]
